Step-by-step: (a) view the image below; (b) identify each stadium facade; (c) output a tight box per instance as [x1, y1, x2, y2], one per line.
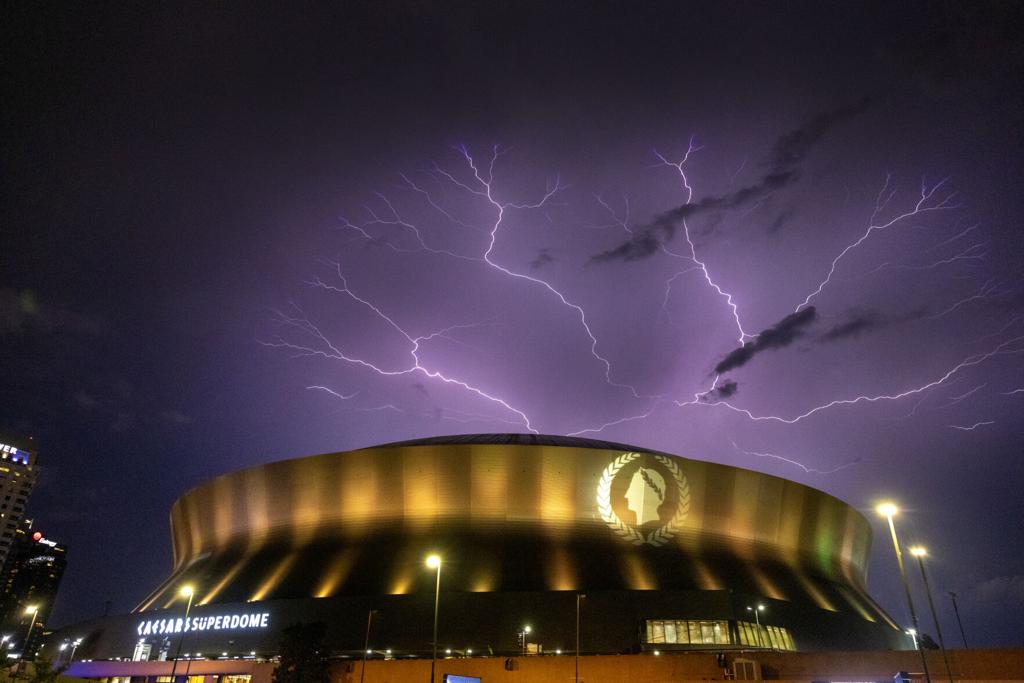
[54, 434, 908, 678]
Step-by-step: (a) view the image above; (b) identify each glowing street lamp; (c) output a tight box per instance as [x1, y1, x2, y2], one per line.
[70, 638, 82, 663]
[359, 609, 378, 683]
[426, 554, 442, 683]
[169, 585, 195, 683]
[745, 604, 766, 648]
[876, 503, 931, 683]
[519, 625, 532, 655]
[909, 547, 954, 683]
[21, 606, 39, 660]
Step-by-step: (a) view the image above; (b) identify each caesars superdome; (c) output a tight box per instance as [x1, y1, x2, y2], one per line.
[61, 435, 907, 661]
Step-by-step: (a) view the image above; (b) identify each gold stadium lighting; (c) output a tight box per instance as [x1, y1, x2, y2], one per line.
[426, 554, 442, 683]
[910, 546, 955, 683]
[876, 503, 931, 683]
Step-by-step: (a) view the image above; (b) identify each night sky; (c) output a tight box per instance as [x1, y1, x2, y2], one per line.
[3, 2, 1023, 646]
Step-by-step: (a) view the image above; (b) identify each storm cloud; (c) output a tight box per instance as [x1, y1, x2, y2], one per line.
[714, 307, 817, 374]
[592, 100, 870, 262]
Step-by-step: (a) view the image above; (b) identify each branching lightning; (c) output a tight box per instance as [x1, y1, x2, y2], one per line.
[692, 335, 1024, 424]
[654, 138, 753, 345]
[729, 439, 860, 474]
[795, 175, 959, 312]
[261, 262, 539, 433]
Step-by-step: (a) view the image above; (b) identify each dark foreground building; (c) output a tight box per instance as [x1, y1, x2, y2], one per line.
[53, 434, 910, 678]
[0, 519, 67, 657]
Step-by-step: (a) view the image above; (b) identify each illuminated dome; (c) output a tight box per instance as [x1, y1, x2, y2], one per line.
[113, 434, 905, 653]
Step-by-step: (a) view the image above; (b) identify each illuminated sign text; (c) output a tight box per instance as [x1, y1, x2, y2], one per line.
[137, 612, 270, 636]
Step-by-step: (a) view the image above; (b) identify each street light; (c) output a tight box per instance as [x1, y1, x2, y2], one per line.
[745, 604, 766, 648]
[876, 503, 931, 683]
[169, 585, 195, 683]
[575, 593, 586, 683]
[519, 625, 532, 655]
[70, 638, 82, 663]
[359, 609, 378, 683]
[948, 591, 969, 649]
[909, 547, 954, 683]
[21, 606, 39, 660]
[426, 554, 442, 683]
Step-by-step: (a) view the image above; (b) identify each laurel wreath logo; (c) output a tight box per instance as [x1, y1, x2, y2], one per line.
[597, 452, 690, 547]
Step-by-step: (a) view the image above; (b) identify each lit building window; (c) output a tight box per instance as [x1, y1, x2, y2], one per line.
[645, 619, 795, 650]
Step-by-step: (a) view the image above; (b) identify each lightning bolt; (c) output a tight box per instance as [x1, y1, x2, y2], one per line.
[862, 241, 987, 276]
[729, 440, 860, 474]
[688, 335, 1024, 424]
[443, 144, 652, 399]
[938, 383, 987, 408]
[948, 421, 995, 431]
[261, 262, 539, 432]
[654, 138, 753, 345]
[795, 175, 959, 312]
[927, 278, 1003, 319]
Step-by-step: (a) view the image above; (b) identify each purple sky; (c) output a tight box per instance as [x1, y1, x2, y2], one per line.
[3, 2, 1023, 646]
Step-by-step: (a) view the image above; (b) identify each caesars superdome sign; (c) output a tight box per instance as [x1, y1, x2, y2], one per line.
[137, 612, 270, 636]
[598, 452, 690, 547]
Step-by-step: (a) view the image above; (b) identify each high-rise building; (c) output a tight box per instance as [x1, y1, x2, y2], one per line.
[0, 519, 68, 657]
[0, 436, 39, 570]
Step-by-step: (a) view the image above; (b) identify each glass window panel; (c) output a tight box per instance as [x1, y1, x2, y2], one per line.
[650, 620, 665, 643]
[646, 621, 654, 643]
[714, 621, 728, 644]
[688, 621, 700, 643]
[664, 621, 677, 644]
[675, 621, 690, 644]
[700, 621, 714, 644]
[784, 629, 796, 651]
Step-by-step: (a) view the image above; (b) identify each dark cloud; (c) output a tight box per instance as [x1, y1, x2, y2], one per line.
[714, 307, 817, 374]
[767, 207, 796, 234]
[766, 98, 872, 171]
[817, 307, 929, 344]
[819, 312, 881, 343]
[703, 380, 739, 400]
[530, 248, 555, 270]
[592, 100, 870, 262]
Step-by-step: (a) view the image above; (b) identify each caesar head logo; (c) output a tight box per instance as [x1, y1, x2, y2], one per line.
[597, 452, 690, 547]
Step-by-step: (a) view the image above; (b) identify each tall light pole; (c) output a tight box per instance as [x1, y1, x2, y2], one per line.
[21, 606, 39, 660]
[69, 638, 82, 664]
[169, 585, 195, 683]
[519, 625, 532, 656]
[426, 554, 442, 683]
[575, 593, 585, 683]
[360, 609, 378, 683]
[909, 547, 954, 683]
[877, 503, 931, 683]
[948, 591, 968, 649]
[745, 605, 765, 648]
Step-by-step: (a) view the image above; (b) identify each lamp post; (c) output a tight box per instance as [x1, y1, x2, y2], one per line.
[169, 585, 195, 683]
[518, 625, 532, 656]
[876, 503, 931, 683]
[21, 606, 39, 660]
[426, 554, 442, 683]
[948, 592, 968, 649]
[360, 609, 378, 683]
[575, 593, 585, 683]
[745, 604, 765, 648]
[69, 638, 82, 664]
[909, 547, 954, 683]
